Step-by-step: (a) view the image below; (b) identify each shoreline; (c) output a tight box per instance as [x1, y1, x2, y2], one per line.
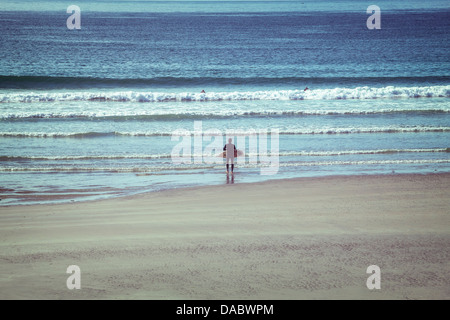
[0, 172, 449, 299]
[2, 171, 450, 208]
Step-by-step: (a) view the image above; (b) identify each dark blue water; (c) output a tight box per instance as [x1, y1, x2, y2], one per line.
[1, 8, 449, 85]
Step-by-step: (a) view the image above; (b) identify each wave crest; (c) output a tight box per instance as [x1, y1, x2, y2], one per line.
[1, 126, 449, 138]
[1, 85, 449, 103]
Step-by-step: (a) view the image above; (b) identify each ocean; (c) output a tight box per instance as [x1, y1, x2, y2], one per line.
[1, 0, 449, 205]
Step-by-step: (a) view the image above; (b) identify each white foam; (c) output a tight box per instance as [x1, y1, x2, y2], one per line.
[1, 159, 448, 173]
[1, 85, 449, 103]
[1, 126, 449, 138]
[276, 148, 450, 156]
[1, 148, 447, 162]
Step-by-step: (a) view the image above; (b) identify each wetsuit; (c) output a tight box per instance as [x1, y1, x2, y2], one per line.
[223, 143, 236, 172]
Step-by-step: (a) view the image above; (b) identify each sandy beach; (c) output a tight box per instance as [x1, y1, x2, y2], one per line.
[0, 173, 449, 300]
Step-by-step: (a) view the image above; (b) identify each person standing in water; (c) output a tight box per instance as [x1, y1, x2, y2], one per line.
[223, 138, 237, 175]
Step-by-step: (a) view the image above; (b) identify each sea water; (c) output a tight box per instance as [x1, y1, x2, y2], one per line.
[0, 0, 449, 205]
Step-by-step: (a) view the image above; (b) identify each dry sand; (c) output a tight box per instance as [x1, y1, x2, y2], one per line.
[0, 173, 449, 300]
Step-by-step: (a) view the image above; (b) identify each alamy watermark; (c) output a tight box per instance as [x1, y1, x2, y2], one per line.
[367, 5, 381, 29]
[170, 121, 279, 175]
[66, 5, 81, 30]
[66, 265, 81, 289]
[66, 5, 381, 31]
[65, 263, 381, 291]
[366, 265, 381, 290]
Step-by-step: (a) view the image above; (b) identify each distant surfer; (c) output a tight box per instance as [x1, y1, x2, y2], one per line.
[201, 90, 206, 93]
[304, 87, 309, 91]
[223, 138, 237, 175]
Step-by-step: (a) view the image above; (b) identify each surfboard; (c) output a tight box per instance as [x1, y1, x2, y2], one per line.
[221, 149, 243, 158]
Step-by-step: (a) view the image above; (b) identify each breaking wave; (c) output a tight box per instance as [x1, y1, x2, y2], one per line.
[1, 85, 449, 103]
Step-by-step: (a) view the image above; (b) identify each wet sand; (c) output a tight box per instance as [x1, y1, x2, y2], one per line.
[0, 173, 449, 299]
